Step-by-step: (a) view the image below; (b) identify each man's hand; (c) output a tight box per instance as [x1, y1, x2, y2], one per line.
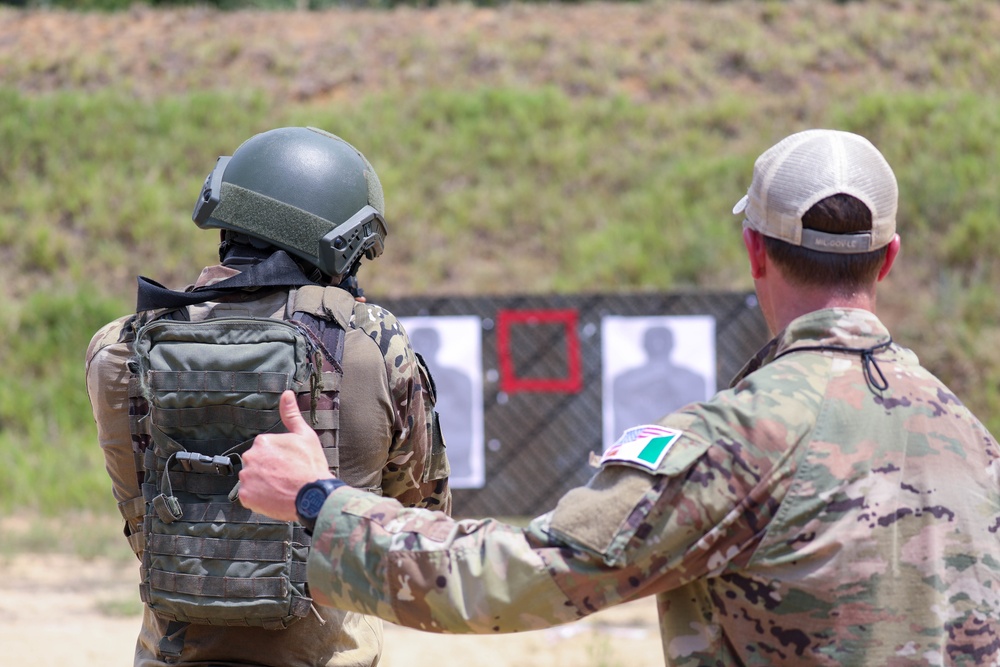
[239, 390, 334, 522]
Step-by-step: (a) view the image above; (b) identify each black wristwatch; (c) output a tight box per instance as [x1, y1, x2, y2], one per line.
[295, 477, 346, 535]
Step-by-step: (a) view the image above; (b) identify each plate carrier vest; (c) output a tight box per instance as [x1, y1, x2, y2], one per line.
[125, 281, 350, 658]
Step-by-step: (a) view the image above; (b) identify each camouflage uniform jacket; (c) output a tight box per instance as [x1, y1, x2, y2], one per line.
[305, 307, 1000, 666]
[85, 263, 451, 667]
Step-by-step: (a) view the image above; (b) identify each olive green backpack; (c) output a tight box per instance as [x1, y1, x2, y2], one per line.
[127, 280, 348, 658]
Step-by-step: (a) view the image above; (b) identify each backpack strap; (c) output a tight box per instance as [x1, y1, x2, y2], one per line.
[287, 285, 350, 477]
[288, 283, 355, 329]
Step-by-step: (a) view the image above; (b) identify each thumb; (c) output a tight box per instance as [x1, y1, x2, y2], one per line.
[278, 390, 312, 436]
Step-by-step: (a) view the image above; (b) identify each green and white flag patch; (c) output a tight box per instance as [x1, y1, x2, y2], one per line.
[601, 424, 682, 470]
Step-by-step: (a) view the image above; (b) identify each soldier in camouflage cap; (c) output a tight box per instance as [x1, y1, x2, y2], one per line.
[86, 126, 451, 667]
[238, 129, 1000, 665]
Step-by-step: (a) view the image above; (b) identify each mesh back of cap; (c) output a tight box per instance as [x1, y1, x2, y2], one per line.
[744, 130, 897, 250]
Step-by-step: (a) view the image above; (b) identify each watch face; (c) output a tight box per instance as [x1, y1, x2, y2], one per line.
[298, 486, 328, 519]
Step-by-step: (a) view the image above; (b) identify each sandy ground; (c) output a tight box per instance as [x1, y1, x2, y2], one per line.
[0, 551, 663, 667]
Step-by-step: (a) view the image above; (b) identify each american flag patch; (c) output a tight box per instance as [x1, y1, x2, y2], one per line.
[601, 424, 682, 470]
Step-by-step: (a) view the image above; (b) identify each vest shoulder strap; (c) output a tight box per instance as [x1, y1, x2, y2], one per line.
[287, 284, 356, 330]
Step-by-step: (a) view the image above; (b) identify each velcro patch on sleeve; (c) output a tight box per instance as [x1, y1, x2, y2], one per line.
[600, 424, 682, 471]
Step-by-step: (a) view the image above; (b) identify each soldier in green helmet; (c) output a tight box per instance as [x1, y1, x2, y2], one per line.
[86, 126, 451, 667]
[238, 129, 1000, 666]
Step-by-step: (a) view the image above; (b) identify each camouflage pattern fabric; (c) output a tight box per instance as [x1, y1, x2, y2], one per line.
[306, 308, 1000, 666]
[85, 263, 451, 667]
[351, 300, 451, 509]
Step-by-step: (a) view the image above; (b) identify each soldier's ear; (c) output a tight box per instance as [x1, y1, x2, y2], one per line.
[743, 228, 767, 280]
[877, 234, 900, 283]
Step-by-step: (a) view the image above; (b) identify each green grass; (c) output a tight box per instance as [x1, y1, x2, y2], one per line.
[0, 288, 128, 513]
[3, 3, 1000, 515]
[3, 84, 1000, 514]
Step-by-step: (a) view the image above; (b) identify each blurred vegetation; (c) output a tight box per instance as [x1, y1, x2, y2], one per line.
[7, 0, 643, 10]
[0, 511, 132, 561]
[0, 1, 999, 515]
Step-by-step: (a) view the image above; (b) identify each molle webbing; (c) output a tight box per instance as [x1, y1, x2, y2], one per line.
[128, 375, 151, 491]
[145, 569, 301, 601]
[127, 301, 347, 635]
[290, 302, 346, 464]
[152, 405, 282, 432]
[147, 369, 291, 394]
[147, 530, 307, 562]
[141, 393, 339, 449]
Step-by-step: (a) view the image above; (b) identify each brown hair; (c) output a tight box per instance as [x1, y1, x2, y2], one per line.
[763, 193, 888, 292]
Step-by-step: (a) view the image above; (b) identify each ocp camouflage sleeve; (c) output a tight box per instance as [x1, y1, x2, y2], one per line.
[307, 308, 1000, 666]
[307, 487, 582, 633]
[352, 303, 451, 513]
[302, 406, 770, 637]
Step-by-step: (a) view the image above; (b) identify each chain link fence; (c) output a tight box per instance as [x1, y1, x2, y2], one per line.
[377, 291, 769, 518]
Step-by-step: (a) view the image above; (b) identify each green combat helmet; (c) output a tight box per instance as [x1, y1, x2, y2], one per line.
[192, 126, 388, 279]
